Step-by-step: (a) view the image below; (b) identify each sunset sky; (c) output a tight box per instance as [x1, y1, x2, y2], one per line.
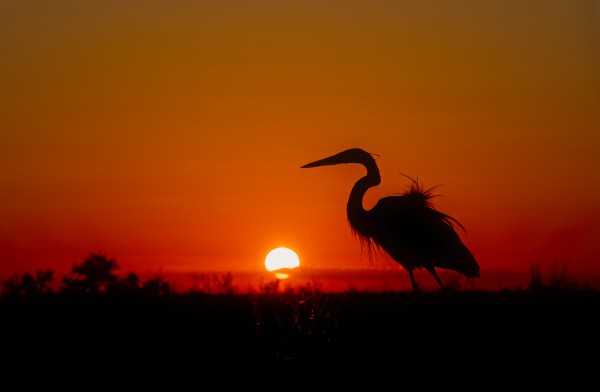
[1, 1, 599, 290]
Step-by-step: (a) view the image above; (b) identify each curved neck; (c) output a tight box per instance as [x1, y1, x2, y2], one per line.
[347, 160, 381, 218]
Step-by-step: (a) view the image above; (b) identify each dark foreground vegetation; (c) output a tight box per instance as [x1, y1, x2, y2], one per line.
[2, 253, 598, 386]
[3, 289, 599, 385]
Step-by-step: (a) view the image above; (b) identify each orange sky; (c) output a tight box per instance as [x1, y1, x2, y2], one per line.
[1, 1, 599, 289]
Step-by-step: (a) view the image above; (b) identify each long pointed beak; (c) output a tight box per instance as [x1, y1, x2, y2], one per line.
[301, 154, 341, 168]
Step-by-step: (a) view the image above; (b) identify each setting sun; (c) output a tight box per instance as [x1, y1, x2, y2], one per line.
[265, 247, 300, 279]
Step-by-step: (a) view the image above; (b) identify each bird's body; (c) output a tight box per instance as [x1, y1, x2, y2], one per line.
[302, 148, 480, 292]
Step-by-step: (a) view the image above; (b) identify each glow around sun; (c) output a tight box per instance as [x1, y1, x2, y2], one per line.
[265, 247, 300, 278]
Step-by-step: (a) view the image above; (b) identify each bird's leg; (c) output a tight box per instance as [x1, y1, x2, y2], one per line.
[407, 269, 420, 292]
[427, 267, 446, 291]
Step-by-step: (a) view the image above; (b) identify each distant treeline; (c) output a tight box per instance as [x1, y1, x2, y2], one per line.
[0, 252, 255, 297]
[1, 252, 591, 297]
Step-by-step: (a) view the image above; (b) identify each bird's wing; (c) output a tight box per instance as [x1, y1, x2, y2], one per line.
[370, 195, 462, 240]
[368, 195, 478, 274]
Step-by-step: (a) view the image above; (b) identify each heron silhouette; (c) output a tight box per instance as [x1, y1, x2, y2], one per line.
[301, 148, 480, 292]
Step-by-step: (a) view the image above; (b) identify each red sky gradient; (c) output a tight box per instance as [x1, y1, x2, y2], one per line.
[1, 1, 599, 291]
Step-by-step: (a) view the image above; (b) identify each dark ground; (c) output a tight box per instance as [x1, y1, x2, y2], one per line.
[3, 290, 599, 386]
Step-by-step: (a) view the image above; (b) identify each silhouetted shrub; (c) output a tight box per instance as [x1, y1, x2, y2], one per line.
[188, 271, 236, 294]
[108, 272, 142, 294]
[529, 259, 579, 290]
[141, 275, 171, 296]
[61, 253, 119, 294]
[1, 269, 54, 296]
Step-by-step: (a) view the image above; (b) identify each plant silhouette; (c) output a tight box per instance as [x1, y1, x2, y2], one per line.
[1, 270, 54, 296]
[302, 148, 480, 292]
[61, 252, 119, 294]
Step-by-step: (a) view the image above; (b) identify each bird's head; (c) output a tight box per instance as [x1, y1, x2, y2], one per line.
[301, 148, 379, 169]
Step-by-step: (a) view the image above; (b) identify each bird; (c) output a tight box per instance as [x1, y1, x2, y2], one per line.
[301, 148, 480, 292]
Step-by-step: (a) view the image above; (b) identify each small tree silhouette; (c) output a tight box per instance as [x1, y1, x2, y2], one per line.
[61, 253, 119, 294]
